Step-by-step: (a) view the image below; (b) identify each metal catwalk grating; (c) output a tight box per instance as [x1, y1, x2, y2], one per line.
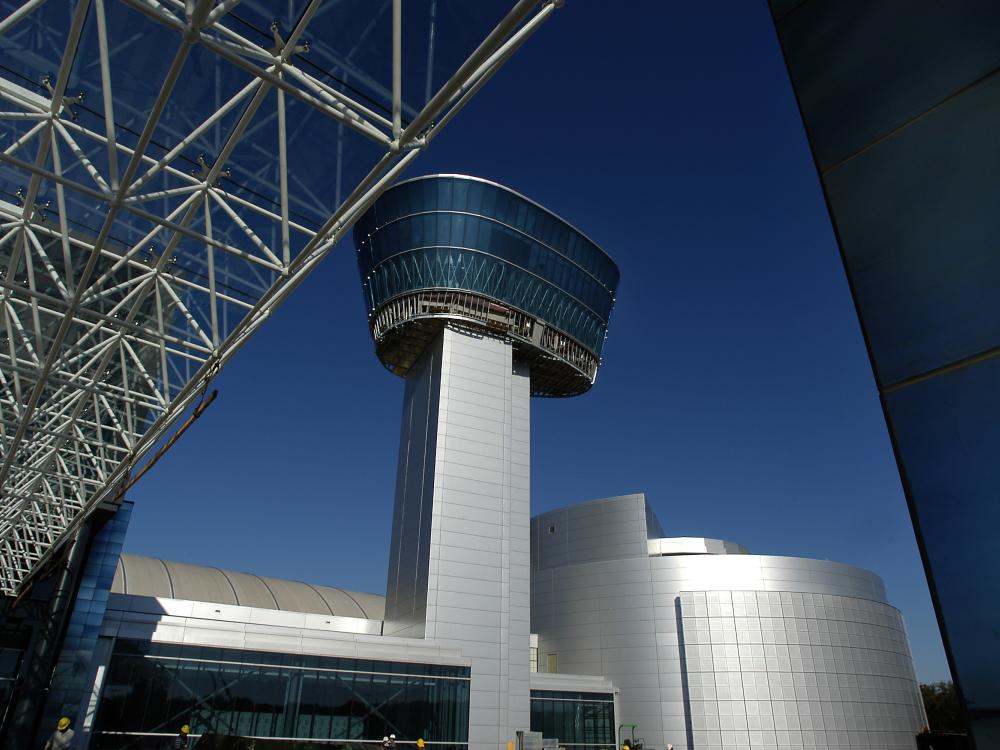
[0, 0, 560, 594]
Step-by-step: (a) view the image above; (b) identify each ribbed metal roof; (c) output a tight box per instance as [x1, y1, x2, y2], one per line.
[112, 554, 385, 621]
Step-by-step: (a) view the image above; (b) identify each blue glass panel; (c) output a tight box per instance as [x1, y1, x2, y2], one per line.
[41, 502, 133, 729]
[774, 2, 1000, 738]
[823, 71, 1000, 387]
[775, 0, 1000, 169]
[885, 357, 1000, 711]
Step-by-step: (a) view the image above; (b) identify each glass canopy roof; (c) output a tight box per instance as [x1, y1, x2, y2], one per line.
[0, 0, 560, 594]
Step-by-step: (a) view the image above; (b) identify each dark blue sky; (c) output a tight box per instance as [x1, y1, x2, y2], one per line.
[123, 2, 950, 683]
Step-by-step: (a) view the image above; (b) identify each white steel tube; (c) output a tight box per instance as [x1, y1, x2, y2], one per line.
[400, 0, 539, 144]
[393, 0, 402, 141]
[94, 0, 120, 190]
[0, 0, 50, 36]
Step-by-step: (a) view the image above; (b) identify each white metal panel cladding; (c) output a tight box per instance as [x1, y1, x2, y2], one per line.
[529, 495, 925, 750]
[385, 325, 531, 748]
[383, 327, 441, 638]
[679, 590, 925, 750]
[0, 0, 563, 595]
[530, 493, 650, 571]
[102, 592, 469, 660]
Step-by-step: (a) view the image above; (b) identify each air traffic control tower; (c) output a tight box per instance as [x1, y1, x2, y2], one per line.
[354, 175, 619, 750]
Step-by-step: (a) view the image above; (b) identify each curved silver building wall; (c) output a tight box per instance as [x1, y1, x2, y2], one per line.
[530, 496, 925, 750]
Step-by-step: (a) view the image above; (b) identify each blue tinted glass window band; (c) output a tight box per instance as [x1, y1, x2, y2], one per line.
[362, 244, 610, 324]
[367, 176, 619, 289]
[97, 641, 472, 745]
[362, 251, 607, 353]
[133, 653, 472, 681]
[359, 216, 614, 318]
[369, 210, 616, 294]
[363, 253, 606, 339]
[116, 640, 470, 678]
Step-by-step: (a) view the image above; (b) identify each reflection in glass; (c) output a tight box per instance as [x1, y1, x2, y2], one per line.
[529, 690, 615, 749]
[355, 176, 619, 359]
[91, 640, 470, 748]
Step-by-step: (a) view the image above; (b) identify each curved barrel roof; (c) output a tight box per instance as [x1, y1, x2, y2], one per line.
[111, 553, 385, 621]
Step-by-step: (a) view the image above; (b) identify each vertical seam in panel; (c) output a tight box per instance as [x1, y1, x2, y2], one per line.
[422, 335, 441, 637]
[501, 340, 511, 732]
[253, 574, 280, 609]
[822, 63, 1000, 176]
[214, 567, 240, 606]
[301, 582, 337, 617]
[333, 587, 368, 619]
[117, 556, 127, 594]
[393, 353, 416, 619]
[158, 558, 175, 599]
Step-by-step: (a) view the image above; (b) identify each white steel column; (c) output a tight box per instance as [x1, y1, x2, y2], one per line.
[385, 325, 531, 750]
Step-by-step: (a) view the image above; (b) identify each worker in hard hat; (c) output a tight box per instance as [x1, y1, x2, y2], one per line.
[382, 736, 391, 749]
[389, 734, 397, 748]
[174, 724, 191, 749]
[43, 717, 74, 750]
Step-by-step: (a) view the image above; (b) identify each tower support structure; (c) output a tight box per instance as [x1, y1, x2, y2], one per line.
[386, 325, 531, 747]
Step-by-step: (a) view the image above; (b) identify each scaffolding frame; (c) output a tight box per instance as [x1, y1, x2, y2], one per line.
[0, 0, 560, 594]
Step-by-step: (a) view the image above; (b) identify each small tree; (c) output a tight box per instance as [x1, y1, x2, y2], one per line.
[920, 682, 967, 733]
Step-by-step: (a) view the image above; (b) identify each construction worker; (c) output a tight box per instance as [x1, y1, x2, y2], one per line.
[174, 724, 191, 749]
[43, 717, 74, 750]
[389, 734, 397, 748]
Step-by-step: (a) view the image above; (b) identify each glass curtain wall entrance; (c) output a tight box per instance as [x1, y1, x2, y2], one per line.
[529, 690, 615, 750]
[91, 641, 470, 749]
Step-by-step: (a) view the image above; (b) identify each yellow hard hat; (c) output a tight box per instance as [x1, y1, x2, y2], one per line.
[181, 725, 190, 734]
[417, 739, 425, 749]
[57, 717, 70, 731]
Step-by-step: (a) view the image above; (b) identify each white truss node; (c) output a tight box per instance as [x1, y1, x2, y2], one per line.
[0, 0, 560, 595]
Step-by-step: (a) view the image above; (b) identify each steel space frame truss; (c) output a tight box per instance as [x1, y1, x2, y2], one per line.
[0, 0, 560, 595]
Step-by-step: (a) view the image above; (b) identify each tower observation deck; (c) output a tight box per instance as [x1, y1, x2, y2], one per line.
[354, 175, 619, 396]
[354, 174, 618, 750]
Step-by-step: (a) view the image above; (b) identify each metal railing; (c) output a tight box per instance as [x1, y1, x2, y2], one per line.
[370, 289, 599, 387]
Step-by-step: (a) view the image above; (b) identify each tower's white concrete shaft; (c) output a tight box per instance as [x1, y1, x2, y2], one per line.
[385, 325, 531, 749]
